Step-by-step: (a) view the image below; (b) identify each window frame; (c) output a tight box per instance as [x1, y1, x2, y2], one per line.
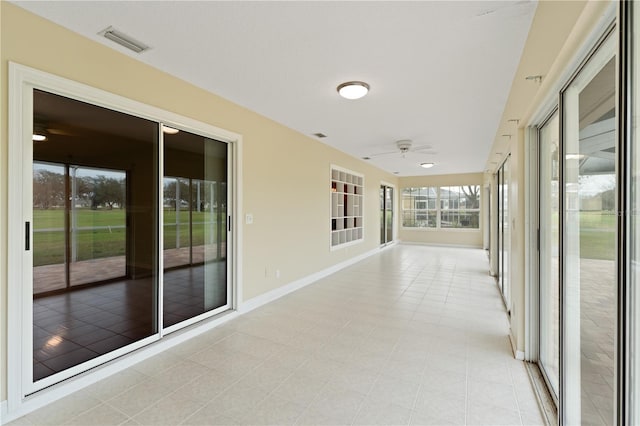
[401, 185, 481, 231]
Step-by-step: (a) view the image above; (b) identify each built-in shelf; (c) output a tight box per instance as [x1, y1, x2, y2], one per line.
[331, 166, 364, 248]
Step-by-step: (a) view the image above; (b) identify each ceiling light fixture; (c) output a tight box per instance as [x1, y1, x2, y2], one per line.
[337, 81, 369, 100]
[162, 125, 179, 135]
[420, 162, 435, 169]
[32, 134, 47, 142]
[99, 26, 149, 53]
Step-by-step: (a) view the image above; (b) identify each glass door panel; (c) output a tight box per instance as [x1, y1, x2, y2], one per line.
[386, 187, 393, 243]
[630, 2, 640, 423]
[497, 170, 503, 293]
[163, 129, 228, 329]
[33, 162, 66, 294]
[562, 35, 616, 425]
[32, 89, 158, 383]
[380, 186, 385, 245]
[502, 158, 511, 309]
[496, 158, 511, 307]
[539, 112, 560, 398]
[380, 185, 394, 246]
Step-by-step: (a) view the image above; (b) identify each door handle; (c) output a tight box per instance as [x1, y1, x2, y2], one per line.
[25, 221, 31, 251]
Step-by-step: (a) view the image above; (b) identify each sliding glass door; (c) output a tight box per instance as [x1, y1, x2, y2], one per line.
[32, 90, 159, 384]
[497, 157, 511, 311]
[380, 184, 394, 246]
[26, 86, 232, 390]
[624, 1, 639, 423]
[538, 111, 560, 399]
[163, 130, 228, 329]
[562, 30, 616, 425]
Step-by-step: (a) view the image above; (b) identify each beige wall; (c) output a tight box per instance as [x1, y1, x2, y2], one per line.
[397, 173, 484, 248]
[0, 3, 399, 401]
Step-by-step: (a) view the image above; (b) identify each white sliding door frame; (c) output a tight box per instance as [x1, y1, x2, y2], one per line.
[7, 62, 242, 415]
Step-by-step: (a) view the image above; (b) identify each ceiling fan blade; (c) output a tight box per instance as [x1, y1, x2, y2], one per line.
[411, 144, 434, 151]
[47, 127, 76, 136]
[367, 149, 401, 158]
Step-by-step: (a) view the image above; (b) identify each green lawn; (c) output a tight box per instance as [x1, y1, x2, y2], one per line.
[579, 211, 616, 261]
[33, 208, 224, 266]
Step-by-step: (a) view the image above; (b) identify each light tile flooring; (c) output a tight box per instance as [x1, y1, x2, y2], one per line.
[9, 245, 545, 425]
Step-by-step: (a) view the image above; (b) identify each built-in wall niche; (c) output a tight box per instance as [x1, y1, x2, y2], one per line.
[331, 166, 364, 248]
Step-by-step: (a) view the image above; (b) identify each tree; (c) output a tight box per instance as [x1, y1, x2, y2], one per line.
[461, 185, 480, 209]
[90, 176, 125, 209]
[33, 169, 65, 209]
[163, 179, 189, 210]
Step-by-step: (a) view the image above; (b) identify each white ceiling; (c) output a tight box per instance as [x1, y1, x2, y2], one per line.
[14, 1, 537, 177]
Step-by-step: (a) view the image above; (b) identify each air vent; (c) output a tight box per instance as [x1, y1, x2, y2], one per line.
[99, 26, 149, 53]
[313, 133, 327, 138]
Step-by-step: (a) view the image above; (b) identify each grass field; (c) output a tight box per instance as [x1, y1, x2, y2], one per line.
[32, 208, 615, 266]
[579, 211, 616, 261]
[33, 208, 224, 266]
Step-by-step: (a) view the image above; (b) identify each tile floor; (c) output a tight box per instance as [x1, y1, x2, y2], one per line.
[13, 245, 545, 425]
[34, 262, 226, 380]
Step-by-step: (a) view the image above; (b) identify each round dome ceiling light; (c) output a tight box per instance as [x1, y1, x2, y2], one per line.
[337, 81, 370, 100]
[420, 162, 435, 169]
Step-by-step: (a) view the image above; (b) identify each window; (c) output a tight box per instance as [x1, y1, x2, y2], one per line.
[402, 187, 437, 228]
[402, 185, 480, 229]
[441, 186, 480, 229]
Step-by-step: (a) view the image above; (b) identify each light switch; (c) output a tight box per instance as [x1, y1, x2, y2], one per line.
[245, 214, 254, 224]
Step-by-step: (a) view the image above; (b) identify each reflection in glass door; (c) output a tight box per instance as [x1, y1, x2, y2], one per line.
[380, 185, 394, 246]
[562, 32, 616, 425]
[27, 86, 233, 392]
[539, 111, 560, 399]
[32, 90, 158, 384]
[33, 164, 128, 293]
[163, 129, 228, 329]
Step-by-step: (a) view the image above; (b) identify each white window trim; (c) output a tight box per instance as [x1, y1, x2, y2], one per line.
[7, 62, 243, 419]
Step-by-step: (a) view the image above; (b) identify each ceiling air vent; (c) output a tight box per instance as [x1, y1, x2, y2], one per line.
[99, 26, 149, 53]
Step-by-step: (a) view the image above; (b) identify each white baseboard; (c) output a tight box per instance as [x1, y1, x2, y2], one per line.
[397, 240, 483, 249]
[239, 242, 395, 314]
[509, 332, 525, 360]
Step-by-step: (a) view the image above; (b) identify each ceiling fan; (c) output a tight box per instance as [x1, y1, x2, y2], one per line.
[33, 116, 79, 140]
[362, 139, 437, 160]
